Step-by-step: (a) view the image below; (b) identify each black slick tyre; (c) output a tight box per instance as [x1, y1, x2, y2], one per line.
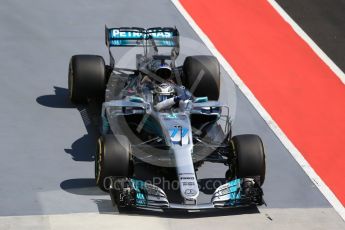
[68, 55, 106, 104]
[232, 134, 266, 186]
[95, 134, 133, 191]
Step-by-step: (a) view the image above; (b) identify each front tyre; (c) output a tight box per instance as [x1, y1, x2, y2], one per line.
[232, 134, 266, 186]
[95, 135, 133, 191]
[68, 55, 106, 104]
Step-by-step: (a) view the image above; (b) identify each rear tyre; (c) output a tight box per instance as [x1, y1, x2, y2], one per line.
[182, 55, 220, 100]
[68, 55, 106, 104]
[232, 135, 266, 186]
[95, 135, 133, 191]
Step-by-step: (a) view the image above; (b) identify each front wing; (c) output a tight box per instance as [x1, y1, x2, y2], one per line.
[108, 177, 263, 210]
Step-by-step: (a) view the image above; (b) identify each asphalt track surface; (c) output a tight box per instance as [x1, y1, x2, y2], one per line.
[0, 0, 344, 229]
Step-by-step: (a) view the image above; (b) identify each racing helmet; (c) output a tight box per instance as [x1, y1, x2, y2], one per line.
[154, 83, 175, 102]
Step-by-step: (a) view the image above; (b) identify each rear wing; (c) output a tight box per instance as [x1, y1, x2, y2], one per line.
[105, 26, 179, 47]
[105, 26, 180, 68]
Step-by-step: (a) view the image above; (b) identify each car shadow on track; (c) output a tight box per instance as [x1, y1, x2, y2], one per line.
[36, 86, 100, 162]
[36, 86, 75, 108]
[92, 198, 259, 218]
[60, 178, 106, 196]
[117, 206, 259, 218]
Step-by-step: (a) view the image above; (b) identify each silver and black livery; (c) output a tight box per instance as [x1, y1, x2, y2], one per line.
[68, 26, 266, 210]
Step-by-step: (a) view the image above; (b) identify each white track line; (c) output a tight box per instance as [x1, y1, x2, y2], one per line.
[171, 0, 345, 221]
[268, 0, 345, 85]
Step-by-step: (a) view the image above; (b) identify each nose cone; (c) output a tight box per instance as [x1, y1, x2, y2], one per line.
[173, 146, 200, 201]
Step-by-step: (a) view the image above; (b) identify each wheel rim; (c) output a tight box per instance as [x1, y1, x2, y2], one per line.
[95, 138, 102, 184]
[68, 62, 74, 100]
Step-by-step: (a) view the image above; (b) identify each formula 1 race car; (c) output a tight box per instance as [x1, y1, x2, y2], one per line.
[68, 26, 265, 210]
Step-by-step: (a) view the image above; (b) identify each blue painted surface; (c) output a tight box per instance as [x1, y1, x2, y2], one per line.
[227, 179, 241, 206]
[108, 28, 176, 47]
[131, 179, 147, 206]
[194, 97, 208, 103]
[129, 96, 145, 103]
[101, 116, 110, 135]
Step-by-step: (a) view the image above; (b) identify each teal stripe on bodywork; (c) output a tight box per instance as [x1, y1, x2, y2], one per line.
[227, 179, 241, 205]
[131, 179, 147, 206]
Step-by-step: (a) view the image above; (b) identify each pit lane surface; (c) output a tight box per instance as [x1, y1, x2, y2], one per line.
[0, 0, 344, 229]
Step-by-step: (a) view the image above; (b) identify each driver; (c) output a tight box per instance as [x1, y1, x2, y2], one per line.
[141, 60, 192, 111]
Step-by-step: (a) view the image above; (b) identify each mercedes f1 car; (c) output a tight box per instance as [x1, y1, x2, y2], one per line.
[68, 26, 266, 210]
